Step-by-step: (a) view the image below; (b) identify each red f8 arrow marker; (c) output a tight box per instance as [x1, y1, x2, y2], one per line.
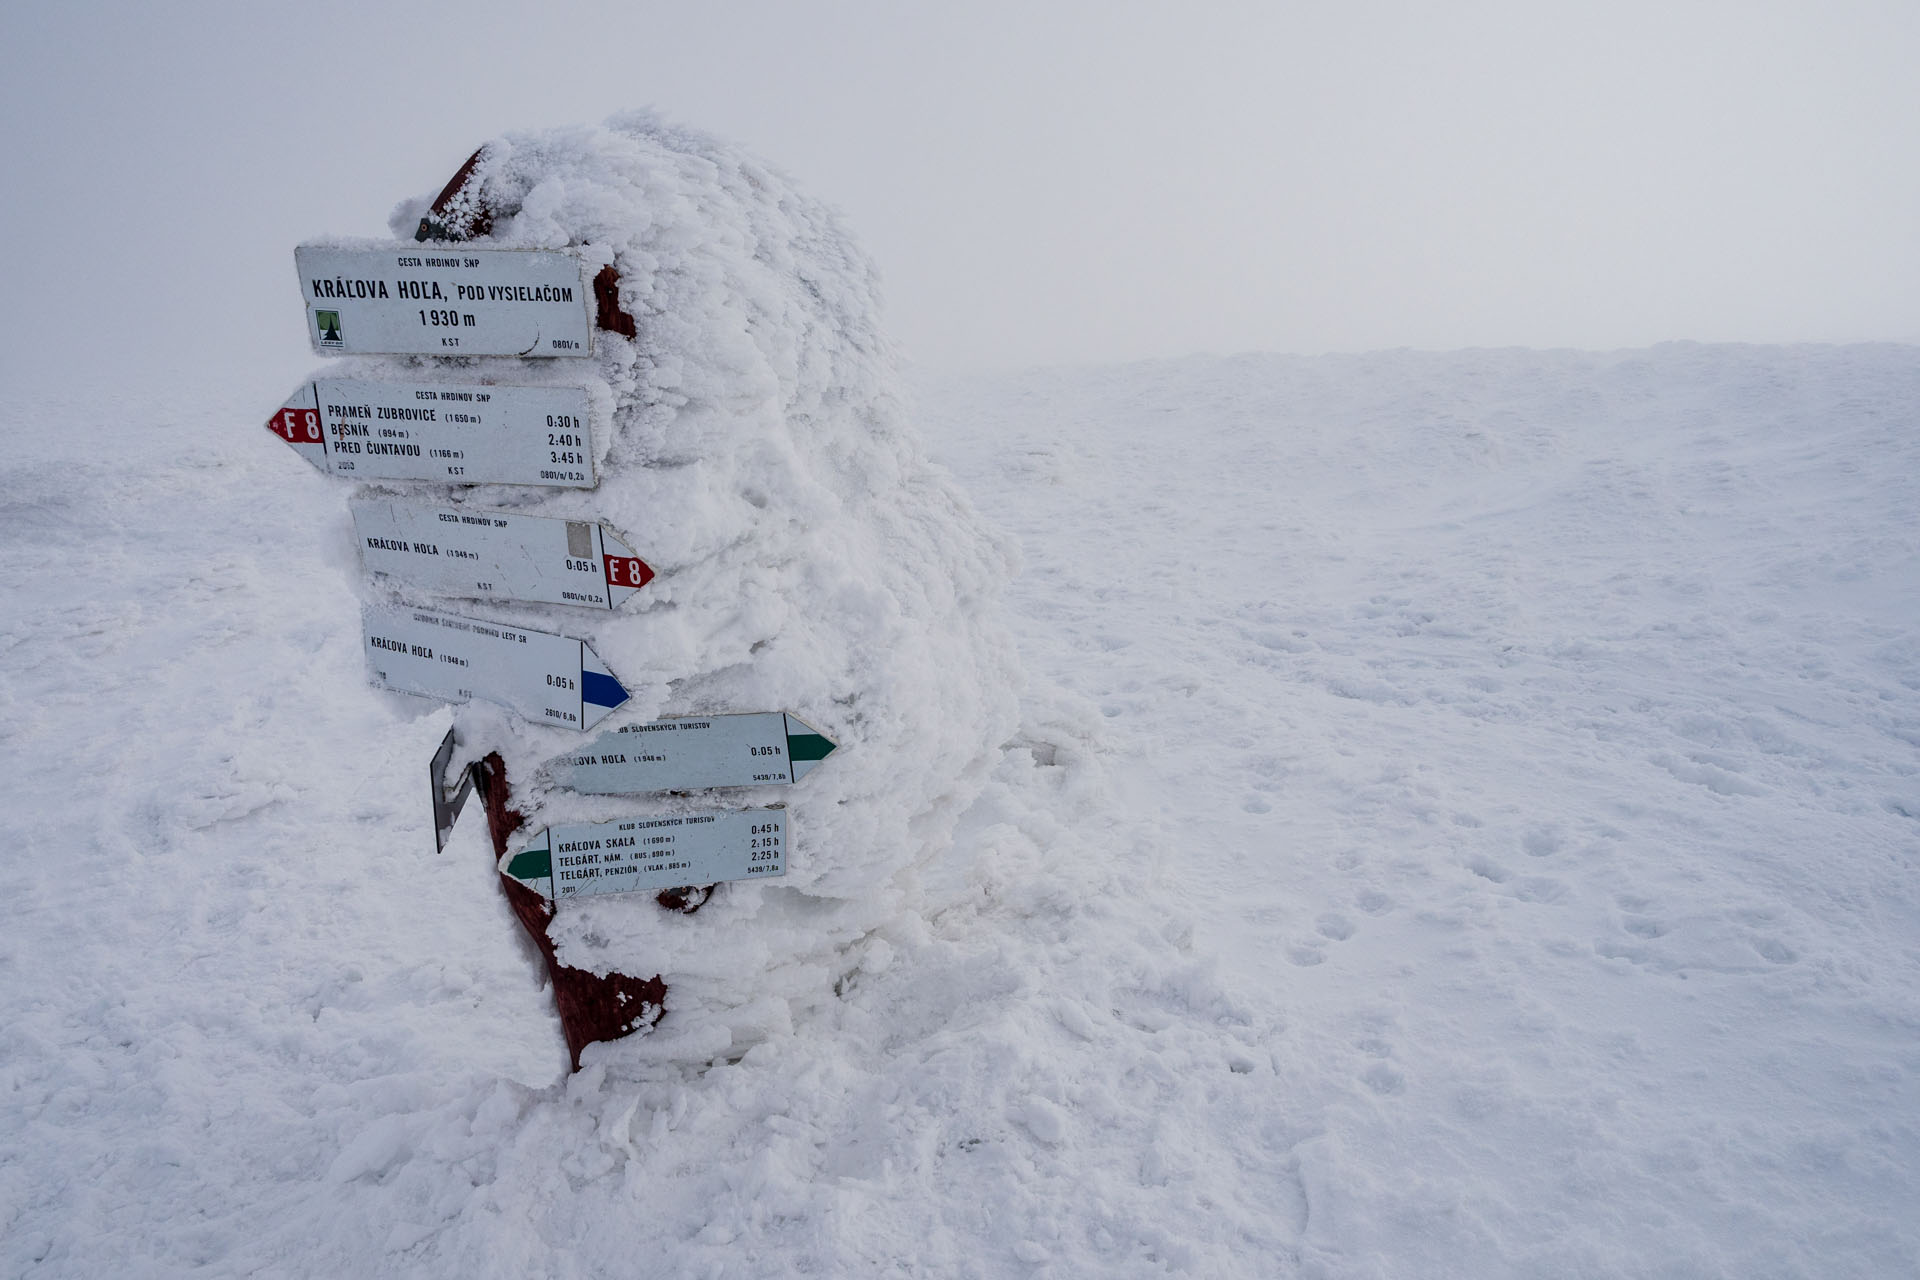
[351, 499, 654, 610]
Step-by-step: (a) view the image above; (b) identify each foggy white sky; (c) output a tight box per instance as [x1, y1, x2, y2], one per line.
[4, 0, 1917, 404]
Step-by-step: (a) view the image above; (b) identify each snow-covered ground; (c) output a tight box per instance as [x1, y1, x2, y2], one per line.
[5, 343, 1918, 1276]
[926, 344, 1920, 1275]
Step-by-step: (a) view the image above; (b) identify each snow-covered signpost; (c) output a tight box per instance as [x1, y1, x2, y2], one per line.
[269, 147, 821, 1069]
[265, 117, 1025, 1075]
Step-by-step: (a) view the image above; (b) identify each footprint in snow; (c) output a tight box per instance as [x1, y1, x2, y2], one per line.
[1594, 938, 1648, 966]
[1316, 913, 1355, 941]
[1651, 752, 1767, 797]
[1466, 861, 1563, 902]
[1356, 889, 1394, 915]
[1361, 1063, 1406, 1096]
[1522, 825, 1564, 857]
[1509, 876, 1567, 904]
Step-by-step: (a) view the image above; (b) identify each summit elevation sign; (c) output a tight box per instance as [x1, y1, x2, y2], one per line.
[296, 245, 594, 357]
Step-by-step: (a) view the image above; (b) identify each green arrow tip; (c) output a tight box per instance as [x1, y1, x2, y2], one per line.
[787, 733, 836, 762]
[506, 848, 552, 882]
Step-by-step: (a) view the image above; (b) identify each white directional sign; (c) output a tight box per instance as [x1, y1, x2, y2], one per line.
[267, 378, 596, 488]
[296, 244, 594, 357]
[351, 500, 653, 610]
[555, 713, 837, 794]
[502, 808, 787, 901]
[362, 603, 629, 730]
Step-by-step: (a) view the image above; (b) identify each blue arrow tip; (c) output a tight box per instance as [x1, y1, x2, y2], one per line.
[582, 670, 629, 709]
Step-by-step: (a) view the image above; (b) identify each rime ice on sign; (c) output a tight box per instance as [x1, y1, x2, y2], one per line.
[353, 115, 1023, 1069]
[362, 603, 629, 730]
[502, 808, 787, 900]
[267, 378, 597, 488]
[295, 245, 594, 357]
[351, 500, 653, 610]
[555, 713, 837, 794]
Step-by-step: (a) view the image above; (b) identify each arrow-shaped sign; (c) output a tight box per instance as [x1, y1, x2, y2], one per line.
[296, 244, 594, 357]
[362, 603, 629, 730]
[351, 499, 654, 611]
[502, 808, 787, 901]
[553, 713, 838, 794]
[267, 378, 596, 488]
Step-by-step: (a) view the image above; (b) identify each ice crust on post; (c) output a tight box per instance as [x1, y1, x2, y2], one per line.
[377, 114, 1022, 1064]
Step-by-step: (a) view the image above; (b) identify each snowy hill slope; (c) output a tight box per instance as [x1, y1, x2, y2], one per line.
[924, 343, 1920, 1276]
[4, 343, 1918, 1277]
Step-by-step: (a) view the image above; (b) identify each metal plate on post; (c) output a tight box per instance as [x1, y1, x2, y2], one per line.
[266, 378, 596, 487]
[351, 500, 653, 610]
[429, 726, 476, 852]
[554, 713, 837, 794]
[503, 808, 787, 901]
[363, 604, 629, 730]
[295, 244, 594, 357]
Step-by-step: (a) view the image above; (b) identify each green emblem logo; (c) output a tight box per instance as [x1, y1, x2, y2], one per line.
[315, 310, 343, 346]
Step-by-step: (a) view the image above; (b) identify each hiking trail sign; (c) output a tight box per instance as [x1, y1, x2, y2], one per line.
[363, 603, 629, 730]
[554, 713, 837, 794]
[503, 808, 787, 901]
[296, 244, 594, 357]
[352, 499, 653, 610]
[267, 378, 596, 488]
